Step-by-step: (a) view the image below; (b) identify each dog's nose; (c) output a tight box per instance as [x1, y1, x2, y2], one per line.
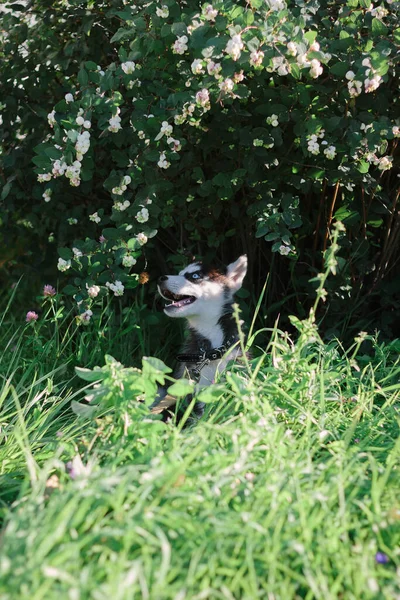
[158, 275, 168, 283]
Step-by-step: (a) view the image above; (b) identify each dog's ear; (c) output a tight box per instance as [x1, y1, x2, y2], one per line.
[226, 255, 248, 292]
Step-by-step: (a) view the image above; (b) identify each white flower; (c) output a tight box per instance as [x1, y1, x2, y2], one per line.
[89, 212, 101, 223]
[114, 200, 130, 211]
[79, 309, 93, 324]
[157, 152, 170, 169]
[47, 110, 56, 127]
[52, 160, 67, 177]
[309, 41, 320, 52]
[136, 207, 149, 223]
[191, 59, 204, 74]
[310, 59, 323, 79]
[225, 34, 243, 61]
[297, 54, 310, 67]
[324, 145, 337, 160]
[121, 61, 136, 74]
[377, 156, 393, 171]
[72, 247, 83, 258]
[250, 50, 264, 67]
[203, 4, 218, 20]
[219, 78, 234, 93]
[207, 60, 221, 76]
[167, 137, 182, 152]
[65, 93, 74, 103]
[105, 280, 125, 296]
[122, 255, 137, 268]
[364, 75, 382, 93]
[267, 114, 279, 127]
[43, 188, 52, 202]
[392, 126, 400, 138]
[83, 120, 91, 129]
[57, 258, 71, 272]
[123, 175, 131, 185]
[136, 233, 148, 246]
[75, 131, 90, 156]
[267, 0, 286, 10]
[287, 42, 297, 57]
[173, 35, 188, 55]
[155, 121, 173, 141]
[76, 116, 84, 126]
[108, 109, 122, 133]
[348, 80, 362, 97]
[38, 173, 52, 182]
[271, 56, 289, 76]
[307, 134, 320, 155]
[156, 5, 169, 18]
[370, 6, 388, 19]
[279, 245, 291, 256]
[345, 70, 355, 81]
[195, 88, 210, 107]
[87, 284, 100, 298]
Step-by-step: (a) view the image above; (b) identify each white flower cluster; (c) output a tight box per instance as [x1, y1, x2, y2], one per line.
[370, 6, 388, 19]
[158, 152, 170, 168]
[393, 125, 400, 138]
[47, 110, 56, 127]
[38, 173, 52, 182]
[219, 78, 234, 94]
[267, 0, 286, 10]
[346, 71, 363, 97]
[362, 57, 383, 94]
[58, 258, 71, 272]
[78, 309, 93, 324]
[106, 280, 125, 296]
[76, 116, 91, 129]
[89, 212, 101, 223]
[75, 131, 91, 161]
[195, 88, 210, 109]
[87, 284, 100, 298]
[155, 121, 173, 141]
[287, 42, 297, 56]
[136, 207, 149, 223]
[306, 130, 326, 155]
[191, 59, 204, 74]
[268, 56, 289, 76]
[310, 59, 323, 79]
[225, 34, 244, 61]
[367, 154, 393, 171]
[108, 108, 122, 133]
[122, 254, 137, 268]
[202, 4, 218, 20]
[121, 61, 135, 74]
[250, 50, 264, 68]
[173, 35, 188, 55]
[72, 247, 83, 258]
[136, 232, 148, 245]
[112, 175, 131, 195]
[156, 5, 169, 18]
[43, 188, 52, 202]
[65, 160, 82, 187]
[167, 137, 182, 151]
[323, 145, 337, 160]
[207, 60, 221, 76]
[65, 93, 74, 103]
[267, 114, 279, 127]
[52, 160, 67, 177]
[114, 200, 130, 211]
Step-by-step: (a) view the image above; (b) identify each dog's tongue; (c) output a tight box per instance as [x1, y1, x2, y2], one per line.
[165, 296, 195, 309]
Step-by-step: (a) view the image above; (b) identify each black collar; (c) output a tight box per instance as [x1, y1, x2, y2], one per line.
[176, 334, 238, 364]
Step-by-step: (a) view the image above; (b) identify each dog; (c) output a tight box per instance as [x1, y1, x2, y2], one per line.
[151, 255, 248, 418]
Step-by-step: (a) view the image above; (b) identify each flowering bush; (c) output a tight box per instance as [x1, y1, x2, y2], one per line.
[1, 0, 399, 329]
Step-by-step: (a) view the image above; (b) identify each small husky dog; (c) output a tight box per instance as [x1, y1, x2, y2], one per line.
[152, 255, 248, 417]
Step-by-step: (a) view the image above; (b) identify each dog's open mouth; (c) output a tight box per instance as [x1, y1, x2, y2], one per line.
[161, 289, 197, 310]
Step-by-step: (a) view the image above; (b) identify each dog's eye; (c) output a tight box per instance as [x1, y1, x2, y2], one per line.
[191, 273, 201, 280]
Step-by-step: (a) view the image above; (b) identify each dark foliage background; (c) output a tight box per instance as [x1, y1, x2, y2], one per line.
[1, 0, 399, 342]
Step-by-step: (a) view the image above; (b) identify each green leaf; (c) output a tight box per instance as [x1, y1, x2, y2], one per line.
[167, 379, 195, 397]
[371, 18, 388, 37]
[357, 161, 369, 174]
[78, 69, 89, 86]
[75, 367, 105, 382]
[71, 401, 98, 418]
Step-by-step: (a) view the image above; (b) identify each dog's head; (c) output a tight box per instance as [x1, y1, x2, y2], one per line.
[158, 255, 248, 319]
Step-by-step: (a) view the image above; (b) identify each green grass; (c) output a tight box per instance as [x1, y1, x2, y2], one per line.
[0, 250, 399, 598]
